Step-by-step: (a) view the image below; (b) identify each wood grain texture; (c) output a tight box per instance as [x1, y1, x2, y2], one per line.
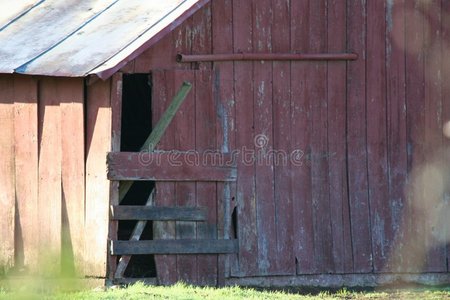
[0, 76, 15, 271]
[405, 0, 426, 273]
[38, 78, 62, 272]
[346, 0, 372, 273]
[60, 78, 85, 275]
[107, 151, 236, 182]
[211, 0, 236, 284]
[152, 71, 177, 285]
[112, 240, 238, 255]
[173, 71, 198, 285]
[192, 5, 216, 286]
[366, 0, 389, 273]
[327, 0, 353, 274]
[111, 206, 207, 221]
[442, 0, 450, 273]
[272, 0, 295, 275]
[422, 1, 446, 273]
[13, 76, 39, 272]
[309, 0, 333, 274]
[385, 0, 408, 273]
[194, 70, 218, 286]
[233, 0, 258, 277]
[252, 0, 277, 276]
[291, 0, 315, 274]
[85, 78, 112, 277]
[108, 72, 122, 279]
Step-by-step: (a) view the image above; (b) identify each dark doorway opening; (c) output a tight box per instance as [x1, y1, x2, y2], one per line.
[119, 73, 156, 278]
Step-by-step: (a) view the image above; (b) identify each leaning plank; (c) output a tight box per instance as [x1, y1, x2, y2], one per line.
[115, 80, 193, 278]
[0, 76, 15, 271]
[111, 206, 207, 221]
[107, 152, 237, 182]
[111, 240, 238, 255]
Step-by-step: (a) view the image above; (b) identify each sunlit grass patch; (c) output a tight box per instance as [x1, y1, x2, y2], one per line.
[1, 280, 450, 299]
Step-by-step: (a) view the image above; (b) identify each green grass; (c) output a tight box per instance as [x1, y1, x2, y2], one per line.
[1, 281, 450, 300]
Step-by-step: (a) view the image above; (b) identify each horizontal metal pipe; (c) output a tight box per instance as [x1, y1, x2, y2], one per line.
[176, 52, 358, 62]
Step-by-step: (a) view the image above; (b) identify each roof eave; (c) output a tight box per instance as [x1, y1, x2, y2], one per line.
[90, 0, 210, 81]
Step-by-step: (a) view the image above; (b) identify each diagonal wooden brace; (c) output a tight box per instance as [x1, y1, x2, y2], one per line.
[118, 81, 193, 202]
[114, 81, 192, 278]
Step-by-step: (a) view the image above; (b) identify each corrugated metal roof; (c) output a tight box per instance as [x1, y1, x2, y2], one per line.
[0, 0, 208, 79]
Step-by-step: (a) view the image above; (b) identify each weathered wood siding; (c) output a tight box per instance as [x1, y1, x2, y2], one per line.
[124, 0, 450, 279]
[1, 0, 450, 286]
[0, 75, 113, 277]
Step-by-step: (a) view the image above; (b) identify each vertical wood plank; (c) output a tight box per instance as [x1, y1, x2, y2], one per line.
[327, 0, 353, 274]
[272, 0, 295, 275]
[385, 0, 408, 273]
[309, 0, 333, 274]
[366, 0, 390, 272]
[347, 0, 373, 273]
[0, 76, 15, 272]
[252, 0, 277, 276]
[442, 0, 450, 273]
[233, 0, 258, 277]
[195, 70, 218, 285]
[212, 0, 236, 284]
[60, 78, 85, 275]
[108, 73, 122, 279]
[13, 76, 39, 272]
[38, 78, 62, 272]
[153, 70, 177, 285]
[405, 0, 427, 273]
[170, 8, 197, 283]
[85, 78, 112, 277]
[174, 71, 198, 284]
[171, 11, 197, 284]
[422, 0, 446, 272]
[291, 0, 315, 274]
[191, 5, 216, 285]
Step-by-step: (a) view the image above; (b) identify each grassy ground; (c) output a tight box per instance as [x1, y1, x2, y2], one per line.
[1, 281, 450, 300]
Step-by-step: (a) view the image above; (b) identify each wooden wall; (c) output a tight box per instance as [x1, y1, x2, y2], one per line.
[122, 0, 450, 278]
[1, 0, 450, 285]
[0, 75, 113, 278]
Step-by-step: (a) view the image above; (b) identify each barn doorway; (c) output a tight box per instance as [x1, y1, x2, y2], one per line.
[118, 73, 156, 278]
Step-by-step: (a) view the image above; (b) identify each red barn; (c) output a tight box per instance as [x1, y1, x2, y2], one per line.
[1, 0, 450, 287]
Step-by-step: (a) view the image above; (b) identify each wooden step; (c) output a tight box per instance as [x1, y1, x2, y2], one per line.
[111, 239, 238, 255]
[111, 205, 207, 221]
